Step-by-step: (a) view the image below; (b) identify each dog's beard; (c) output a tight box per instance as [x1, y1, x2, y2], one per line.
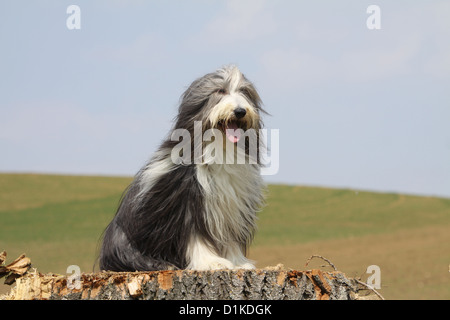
[213, 109, 257, 145]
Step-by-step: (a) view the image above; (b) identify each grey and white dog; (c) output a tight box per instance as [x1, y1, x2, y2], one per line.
[99, 65, 266, 271]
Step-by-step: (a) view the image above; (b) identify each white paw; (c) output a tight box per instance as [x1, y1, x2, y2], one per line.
[188, 257, 234, 270]
[236, 262, 255, 270]
[208, 258, 235, 270]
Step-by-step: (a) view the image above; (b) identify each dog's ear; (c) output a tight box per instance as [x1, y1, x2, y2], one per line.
[177, 79, 210, 121]
[235, 71, 267, 117]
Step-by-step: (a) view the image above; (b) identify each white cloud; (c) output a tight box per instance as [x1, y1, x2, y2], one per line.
[1, 102, 92, 143]
[0, 100, 172, 174]
[85, 33, 167, 68]
[258, 16, 424, 90]
[339, 34, 421, 82]
[0, 101, 169, 145]
[421, 2, 450, 77]
[188, 0, 277, 48]
[423, 52, 450, 77]
[259, 49, 330, 89]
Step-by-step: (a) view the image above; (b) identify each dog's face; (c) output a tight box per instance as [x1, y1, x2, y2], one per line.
[204, 67, 262, 144]
[176, 66, 263, 145]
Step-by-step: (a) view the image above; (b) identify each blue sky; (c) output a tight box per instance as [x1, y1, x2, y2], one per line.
[1, 1, 449, 198]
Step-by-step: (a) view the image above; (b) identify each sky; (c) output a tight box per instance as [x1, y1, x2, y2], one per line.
[1, 1, 449, 198]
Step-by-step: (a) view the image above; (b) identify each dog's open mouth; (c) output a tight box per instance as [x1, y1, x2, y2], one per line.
[220, 120, 245, 143]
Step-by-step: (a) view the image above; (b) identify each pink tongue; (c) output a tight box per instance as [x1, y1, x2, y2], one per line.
[225, 122, 241, 143]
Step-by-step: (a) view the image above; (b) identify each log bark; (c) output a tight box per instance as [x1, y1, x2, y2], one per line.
[2, 267, 381, 300]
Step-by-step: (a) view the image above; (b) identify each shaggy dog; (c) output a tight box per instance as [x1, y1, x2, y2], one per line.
[99, 65, 266, 271]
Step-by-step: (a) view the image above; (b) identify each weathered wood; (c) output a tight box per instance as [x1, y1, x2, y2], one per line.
[0, 252, 31, 285]
[2, 267, 381, 300]
[1, 252, 382, 300]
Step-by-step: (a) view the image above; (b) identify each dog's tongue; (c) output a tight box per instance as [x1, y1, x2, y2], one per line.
[225, 122, 241, 143]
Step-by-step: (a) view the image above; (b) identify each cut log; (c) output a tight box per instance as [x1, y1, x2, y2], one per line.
[2, 267, 381, 300]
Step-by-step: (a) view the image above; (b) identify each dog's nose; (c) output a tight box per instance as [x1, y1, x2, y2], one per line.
[234, 107, 246, 119]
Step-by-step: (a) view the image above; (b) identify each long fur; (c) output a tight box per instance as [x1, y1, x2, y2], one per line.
[99, 65, 266, 271]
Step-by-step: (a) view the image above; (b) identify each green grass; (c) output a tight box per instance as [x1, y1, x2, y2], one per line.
[1, 173, 449, 298]
[254, 185, 450, 246]
[0, 174, 132, 275]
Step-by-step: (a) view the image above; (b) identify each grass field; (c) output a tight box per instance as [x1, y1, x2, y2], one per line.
[1, 173, 449, 299]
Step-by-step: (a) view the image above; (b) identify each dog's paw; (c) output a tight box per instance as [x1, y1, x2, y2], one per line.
[189, 257, 234, 270]
[235, 262, 255, 270]
[207, 258, 235, 270]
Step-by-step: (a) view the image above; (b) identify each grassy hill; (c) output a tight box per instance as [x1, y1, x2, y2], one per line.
[1, 173, 449, 299]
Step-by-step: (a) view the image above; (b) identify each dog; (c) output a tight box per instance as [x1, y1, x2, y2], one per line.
[99, 65, 266, 271]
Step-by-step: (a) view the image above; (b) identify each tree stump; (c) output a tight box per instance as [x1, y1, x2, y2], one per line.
[2, 267, 381, 300]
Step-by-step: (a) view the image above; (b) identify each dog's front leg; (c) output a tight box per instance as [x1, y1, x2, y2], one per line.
[224, 242, 255, 270]
[186, 236, 234, 270]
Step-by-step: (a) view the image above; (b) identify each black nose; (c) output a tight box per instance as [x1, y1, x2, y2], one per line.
[234, 107, 246, 119]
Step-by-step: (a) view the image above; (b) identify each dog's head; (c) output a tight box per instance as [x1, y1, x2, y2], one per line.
[176, 65, 264, 142]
